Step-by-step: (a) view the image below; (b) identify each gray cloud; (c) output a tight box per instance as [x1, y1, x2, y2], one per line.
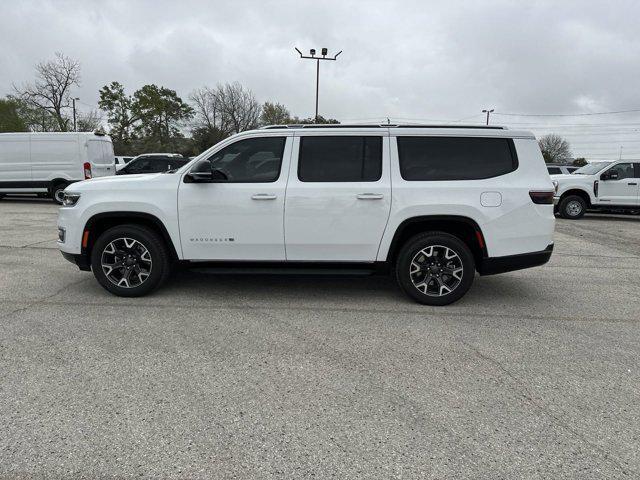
[2, 0, 639, 159]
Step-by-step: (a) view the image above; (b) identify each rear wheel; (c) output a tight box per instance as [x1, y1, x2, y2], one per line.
[559, 195, 586, 219]
[50, 183, 68, 204]
[395, 232, 475, 306]
[90, 224, 171, 297]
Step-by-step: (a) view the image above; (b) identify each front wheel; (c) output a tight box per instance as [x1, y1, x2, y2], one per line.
[90, 224, 171, 297]
[395, 232, 475, 306]
[51, 183, 68, 204]
[558, 195, 586, 219]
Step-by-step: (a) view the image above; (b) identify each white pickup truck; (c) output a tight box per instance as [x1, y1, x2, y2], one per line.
[552, 161, 640, 219]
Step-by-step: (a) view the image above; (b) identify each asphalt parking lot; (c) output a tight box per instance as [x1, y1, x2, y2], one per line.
[1, 199, 639, 479]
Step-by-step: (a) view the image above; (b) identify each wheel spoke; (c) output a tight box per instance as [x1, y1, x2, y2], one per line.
[409, 244, 463, 297]
[101, 237, 153, 289]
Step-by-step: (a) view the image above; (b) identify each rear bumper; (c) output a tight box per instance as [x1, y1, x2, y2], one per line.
[61, 251, 91, 271]
[478, 244, 553, 275]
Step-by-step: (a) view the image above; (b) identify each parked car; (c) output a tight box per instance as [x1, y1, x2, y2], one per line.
[114, 156, 134, 171]
[116, 154, 189, 175]
[551, 161, 640, 219]
[0, 132, 115, 203]
[547, 164, 579, 175]
[57, 125, 555, 305]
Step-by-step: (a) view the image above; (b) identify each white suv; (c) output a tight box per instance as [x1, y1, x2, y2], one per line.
[552, 161, 640, 219]
[57, 125, 555, 305]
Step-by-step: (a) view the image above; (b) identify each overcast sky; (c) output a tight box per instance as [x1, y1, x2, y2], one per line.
[2, 0, 640, 160]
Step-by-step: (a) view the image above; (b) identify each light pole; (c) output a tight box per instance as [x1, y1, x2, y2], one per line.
[482, 108, 494, 125]
[295, 47, 342, 123]
[72, 97, 80, 131]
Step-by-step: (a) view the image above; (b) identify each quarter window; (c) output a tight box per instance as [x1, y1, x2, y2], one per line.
[397, 136, 518, 181]
[298, 136, 382, 182]
[201, 136, 286, 183]
[547, 167, 562, 175]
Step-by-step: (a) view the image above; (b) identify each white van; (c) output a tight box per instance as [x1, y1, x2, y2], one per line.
[0, 132, 115, 203]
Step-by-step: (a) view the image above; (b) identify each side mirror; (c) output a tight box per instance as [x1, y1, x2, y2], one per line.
[211, 169, 228, 181]
[184, 168, 228, 183]
[602, 171, 618, 181]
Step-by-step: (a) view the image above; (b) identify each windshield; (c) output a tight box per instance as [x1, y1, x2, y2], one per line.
[573, 162, 613, 175]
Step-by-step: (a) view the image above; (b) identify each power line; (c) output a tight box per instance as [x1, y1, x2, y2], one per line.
[494, 108, 640, 117]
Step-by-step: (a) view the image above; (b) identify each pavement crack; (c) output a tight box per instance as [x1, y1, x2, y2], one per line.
[0, 277, 91, 322]
[460, 339, 636, 477]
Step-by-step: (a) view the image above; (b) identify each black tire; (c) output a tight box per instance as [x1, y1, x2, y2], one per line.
[558, 195, 586, 219]
[90, 224, 171, 297]
[50, 183, 68, 204]
[395, 232, 475, 306]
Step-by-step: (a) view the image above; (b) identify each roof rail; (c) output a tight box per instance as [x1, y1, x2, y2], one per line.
[260, 124, 507, 130]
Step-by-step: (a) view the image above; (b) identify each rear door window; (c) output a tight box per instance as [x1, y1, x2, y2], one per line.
[397, 136, 517, 181]
[547, 167, 562, 174]
[298, 136, 382, 182]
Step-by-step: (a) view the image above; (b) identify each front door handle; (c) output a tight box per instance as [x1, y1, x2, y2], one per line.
[356, 193, 384, 200]
[628, 182, 638, 186]
[251, 193, 277, 200]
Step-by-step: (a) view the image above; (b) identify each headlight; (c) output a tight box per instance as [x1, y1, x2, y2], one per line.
[62, 192, 81, 207]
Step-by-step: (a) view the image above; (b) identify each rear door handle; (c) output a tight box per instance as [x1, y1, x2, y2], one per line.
[251, 193, 277, 200]
[356, 193, 384, 200]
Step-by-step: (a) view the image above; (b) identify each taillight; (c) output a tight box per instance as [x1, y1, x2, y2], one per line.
[83, 162, 92, 179]
[529, 191, 554, 204]
[594, 180, 599, 197]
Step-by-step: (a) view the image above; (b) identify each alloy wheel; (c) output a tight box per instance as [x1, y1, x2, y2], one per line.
[101, 237, 152, 288]
[409, 245, 463, 296]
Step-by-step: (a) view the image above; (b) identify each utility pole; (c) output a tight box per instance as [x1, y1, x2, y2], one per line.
[482, 108, 494, 125]
[295, 47, 342, 123]
[72, 97, 80, 131]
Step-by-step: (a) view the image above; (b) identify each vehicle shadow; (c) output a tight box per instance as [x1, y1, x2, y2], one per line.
[159, 268, 549, 311]
[0, 196, 54, 205]
[582, 212, 640, 223]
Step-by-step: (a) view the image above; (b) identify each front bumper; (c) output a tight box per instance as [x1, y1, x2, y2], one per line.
[478, 244, 553, 275]
[553, 196, 560, 205]
[61, 251, 91, 271]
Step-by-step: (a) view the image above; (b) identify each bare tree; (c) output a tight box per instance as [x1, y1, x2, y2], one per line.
[216, 82, 261, 134]
[76, 109, 103, 132]
[538, 134, 572, 163]
[190, 86, 222, 131]
[13, 52, 81, 131]
[189, 82, 260, 142]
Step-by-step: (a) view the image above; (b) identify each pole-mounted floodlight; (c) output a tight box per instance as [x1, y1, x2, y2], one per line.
[482, 108, 495, 125]
[295, 47, 342, 122]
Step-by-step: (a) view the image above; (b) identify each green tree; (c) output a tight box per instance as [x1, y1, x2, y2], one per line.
[98, 81, 137, 149]
[0, 98, 28, 132]
[260, 102, 291, 125]
[572, 157, 587, 167]
[292, 114, 340, 124]
[132, 84, 193, 151]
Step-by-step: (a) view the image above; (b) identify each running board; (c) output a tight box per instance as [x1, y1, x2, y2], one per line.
[184, 261, 387, 276]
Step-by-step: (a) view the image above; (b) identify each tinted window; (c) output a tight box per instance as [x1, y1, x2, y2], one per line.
[126, 157, 185, 173]
[201, 136, 285, 182]
[567, 167, 578, 173]
[606, 163, 635, 180]
[298, 136, 382, 182]
[547, 167, 562, 174]
[397, 136, 517, 181]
